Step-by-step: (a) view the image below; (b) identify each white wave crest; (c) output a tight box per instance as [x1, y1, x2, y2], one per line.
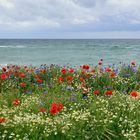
[0, 45, 27, 48]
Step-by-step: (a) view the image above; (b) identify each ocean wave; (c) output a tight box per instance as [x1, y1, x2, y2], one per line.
[124, 46, 134, 49]
[0, 45, 27, 48]
[111, 45, 134, 49]
[0, 46, 9, 48]
[111, 45, 122, 49]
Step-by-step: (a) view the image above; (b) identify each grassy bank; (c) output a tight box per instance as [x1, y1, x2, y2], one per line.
[0, 61, 140, 140]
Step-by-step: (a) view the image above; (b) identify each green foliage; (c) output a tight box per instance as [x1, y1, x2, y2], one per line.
[0, 63, 140, 139]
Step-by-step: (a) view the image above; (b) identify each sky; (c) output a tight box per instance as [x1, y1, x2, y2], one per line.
[0, 0, 140, 38]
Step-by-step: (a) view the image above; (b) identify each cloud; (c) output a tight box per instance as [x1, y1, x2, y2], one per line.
[0, 0, 98, 29]
[0, 0, 140, 32]
[0, 0, 14, 8]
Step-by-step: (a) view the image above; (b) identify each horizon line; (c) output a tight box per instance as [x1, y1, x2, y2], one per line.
[0, 38, 140, 40]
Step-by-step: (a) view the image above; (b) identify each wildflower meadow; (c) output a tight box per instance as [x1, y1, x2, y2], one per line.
[0, 60, 140, 140]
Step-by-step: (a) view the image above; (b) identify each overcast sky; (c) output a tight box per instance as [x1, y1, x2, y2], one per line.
[0, 0, 140, 38]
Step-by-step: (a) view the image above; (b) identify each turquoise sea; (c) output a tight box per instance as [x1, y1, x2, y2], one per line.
[0, 39, 140, 66]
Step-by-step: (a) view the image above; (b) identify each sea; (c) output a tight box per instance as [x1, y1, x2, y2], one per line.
[0, 39, 140, 66]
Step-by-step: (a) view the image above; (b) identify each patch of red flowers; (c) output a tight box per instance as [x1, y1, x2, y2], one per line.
[82, 64, 90, 70]
[0, 117, 6, 123]
[94, 91, 99, 95]
[110, 73, 117, 77]
[12, 99, 20, 106]
[58, 77, 64, 82]
[69, 69, 75, 73]
[20, 83, 27, 88]
[130, 91, 138, 97]
[37, 79, 43, 84]
[50, 103, 64, 115]
[105, 90, 113, 96]
[66, 76, 73, 81]
[20, 73, 26, 79]
[80, 77, 85, 82]
[91, 69, 96, 73]
[1, 74, 7, 80]
[24, 66, 28, 69]
[86, 73, 92, 78]
[61, 68, 67, 74]
[81, 71, 85, 75]
[106, 68, 112, 72]
[8, 69, 12, 74]
[39, 107, 47, 113]
[2, 67, 6, 72]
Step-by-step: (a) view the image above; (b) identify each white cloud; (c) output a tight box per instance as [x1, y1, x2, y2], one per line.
[0, 0, 14, 8]
[0, 0, 140, 30]
[0, 0, 98, 29]
[130, 19, 140, 24]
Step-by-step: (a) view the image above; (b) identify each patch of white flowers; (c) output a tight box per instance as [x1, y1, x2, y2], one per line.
[1, 92, 140, 139]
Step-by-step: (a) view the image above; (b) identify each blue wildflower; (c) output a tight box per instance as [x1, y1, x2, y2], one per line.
[83, 96, 88, 100]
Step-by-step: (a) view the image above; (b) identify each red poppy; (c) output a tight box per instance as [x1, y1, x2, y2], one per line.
[12, 65, 15, 68]
[94, 91, 99, 95]
[69, 69, 75, 73]
[37, 79, 43, 83]
[130, 91, 138, 97]
[58, 77, 64, 82]
[61, 68, 67, 74]
[20, 83, 27, 88]
[131, 61, 136, 66]
[66, 76, 73, 81]
[110, 73, 117, 77]
[98, 61, 103, 65]
[50, 107, 58, 115]
[7, 66, 10, 69]
[20, 73, 25, 78]
[86, 73, 92, 78]
[39, 107, 47, 113]
[50, 103, 58, 115]
[82, 65, 90, 70]
[106, 68, 112, 72]
[80, 77, 85, 82]
[26, 70, 29, 73]
[0, 117, 6, 123]
[1, 74, 7, 80]
[57, 104, 64, 111]
[24, 66, 28, 69]
[91, 69, 96, 73]
[8, 69, 12, 74]
[82, 65, 86, 69]
[2, 68, 6, 72]
[81, 71, 85, 75]
[105, 90, 113, 95]
[12, 99, 20, 106]
[51, 103, 57, 107]
[50, 103, 64, 115]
